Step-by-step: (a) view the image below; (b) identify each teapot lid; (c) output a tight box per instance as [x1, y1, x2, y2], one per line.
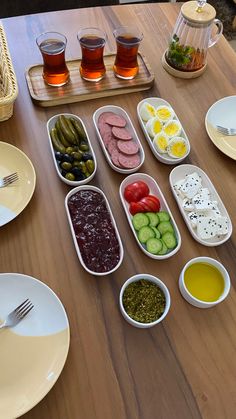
[181, 1, 216, 24]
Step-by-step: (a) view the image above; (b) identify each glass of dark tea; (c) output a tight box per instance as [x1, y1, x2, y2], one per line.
[77, 28, 107, 82]
[36, 32, 69, 87]
[113, 26, 143, 80]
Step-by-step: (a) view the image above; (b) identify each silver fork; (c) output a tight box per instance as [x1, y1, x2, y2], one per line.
[0, 172, 19, 188]
[216, 125, 236, 136]
[0, 299, 34, 329]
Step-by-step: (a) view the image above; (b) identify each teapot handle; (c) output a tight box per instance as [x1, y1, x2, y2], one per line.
[209, 19, 223, 48]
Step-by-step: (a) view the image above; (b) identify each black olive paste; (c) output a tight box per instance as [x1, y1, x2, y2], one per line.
[68, 190, 121, 273]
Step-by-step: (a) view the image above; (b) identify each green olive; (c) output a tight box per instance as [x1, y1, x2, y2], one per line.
[79, 143, 89, 152]
[66, 147, 74, 154]
[78, 161, 87, 174]
[73, 160, 81, 168]
[84, 171, 91, 178]
[65, 172, 75, 181]
[71, 151, 83, 161]
[85, 159, 95, 174]
[61, 161, 72, 171]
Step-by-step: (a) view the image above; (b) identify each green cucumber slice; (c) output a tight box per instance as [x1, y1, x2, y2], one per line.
[138, 226, 155, 243]
[145, 212, 159, 227]
[151, 226, 161, 239]
[162, 232, 177, 249]
[158, 211, 170, 222]
[157, 221, 174, 236]
[158, 240, 168, 255]
[146, 238, 163, 254]
[132, 213, 149, 231]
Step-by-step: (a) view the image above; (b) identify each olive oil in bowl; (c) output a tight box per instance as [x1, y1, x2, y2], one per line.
[184, 262, 225, 302]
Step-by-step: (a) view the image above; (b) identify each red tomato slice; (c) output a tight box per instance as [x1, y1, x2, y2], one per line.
[139, 195, 160, 212]
[129, 201, 147, 215]
[124, 181, 149, 203]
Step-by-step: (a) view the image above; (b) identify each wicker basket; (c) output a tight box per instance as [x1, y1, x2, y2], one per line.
[0, 23, 18, 121]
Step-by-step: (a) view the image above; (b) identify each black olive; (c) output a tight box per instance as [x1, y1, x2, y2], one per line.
[82, 152, 93, 162]
[55, 151, 64, 161]
[71, 167, 86, 181]
[63, 154, 74, 163]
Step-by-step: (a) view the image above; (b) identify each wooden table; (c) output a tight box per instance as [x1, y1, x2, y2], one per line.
[1, 3, 236, 418]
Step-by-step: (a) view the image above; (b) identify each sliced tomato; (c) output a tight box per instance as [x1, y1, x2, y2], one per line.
[124, 181, 149, 203]
[129, 201, 147, 215]
[139, 195, 160, 212]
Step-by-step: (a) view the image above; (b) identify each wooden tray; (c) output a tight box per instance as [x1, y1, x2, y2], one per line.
[25, 53, 154, 107]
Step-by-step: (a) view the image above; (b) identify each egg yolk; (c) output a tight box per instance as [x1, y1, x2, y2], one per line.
[164, 123, 179, 136]
[156, 136, 168, 151]
[157, 108, 171, 120]
[153, 120, 162, 134]
[147, 104, 156, 117]
[169, 141, 187, 157]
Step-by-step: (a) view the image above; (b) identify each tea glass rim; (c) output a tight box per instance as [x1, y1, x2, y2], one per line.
[113, 26, 144, 43]
[77, 27, 108, 43]
[36, 31, 67, 48]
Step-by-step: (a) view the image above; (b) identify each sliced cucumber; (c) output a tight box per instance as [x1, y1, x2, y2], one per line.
[151, 226, 161, 239]
[132, 213, 149, 230]
[158, 221, 174, 236]
[158, 240, 168, 255]
[145, 212, 159, 227]
[162, 232, 177, 249]
[146, 238, 163, 254]
[138, 226, 155, 244]
[158, 211, 170, 222]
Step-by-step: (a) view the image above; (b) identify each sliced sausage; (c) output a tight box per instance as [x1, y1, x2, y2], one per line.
[105, 114, 127, 128]
[117, 140, 139, 155]
[111, 149, 122, 167]
[98, 112, 115, 125]
[107, 138, 117, 155]
[112, 126, 132, 141]
[118, 153, 141, 169]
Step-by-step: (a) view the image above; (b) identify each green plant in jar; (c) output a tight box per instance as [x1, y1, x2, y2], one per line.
[167, 34, 195, 69]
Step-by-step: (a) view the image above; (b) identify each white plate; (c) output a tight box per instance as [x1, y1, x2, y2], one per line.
[47, 113, 97, 186]
[0, 273, 70, 418]
[137, 97, 190, 165]
[169, 164, 233, 246]
[93, 105, 145, 174]
[119, 173, 181, 259]
[65, 185, 124, 275]
[0, 142, 36, 227]
[205, 96, 236, 160]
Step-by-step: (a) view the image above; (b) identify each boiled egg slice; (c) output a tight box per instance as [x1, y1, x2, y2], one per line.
[153, 132, 169, 153]
[167, 136, 189, 159]
[164, 119, 182, 138]
[146, 117, 163, 138]
[139, 102, 156, 122]
[156, 105, 174, 123]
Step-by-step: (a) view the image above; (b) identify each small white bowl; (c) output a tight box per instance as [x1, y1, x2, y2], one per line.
[93, 105, 145, 174]
[179, 256, 231, 308]
[47, 113, 97, 186]
[119, 274, 171, 328]
[137, 97, 190, 165]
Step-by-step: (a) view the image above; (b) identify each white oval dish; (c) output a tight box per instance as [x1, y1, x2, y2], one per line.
[119, 273, 171, 328]
[137, 97, 190, 165]
[65, 185, 124, 276]
[93, 105, 145, 174]
[169, 164, 233, 246]
[119, 173, 181, 259]
[47, 113, 97, 186]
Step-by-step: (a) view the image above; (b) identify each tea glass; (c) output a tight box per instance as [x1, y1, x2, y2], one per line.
[77, 27, 107, 82]
[113, 26, 143, 80]
[36, 32, 69, 87]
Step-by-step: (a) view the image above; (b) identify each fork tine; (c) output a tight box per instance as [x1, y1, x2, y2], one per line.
[3, 172, 18, 181]
[16, 300, 32, 316]
[17, 304, 34, 319]
[13, 298, 30, 313]
[3, 174, 18, 184]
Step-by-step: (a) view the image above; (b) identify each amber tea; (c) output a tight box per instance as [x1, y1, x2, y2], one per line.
[36, 32, 69, 87]
[78, 28, 107, 82]
[113, 27, 143, 80]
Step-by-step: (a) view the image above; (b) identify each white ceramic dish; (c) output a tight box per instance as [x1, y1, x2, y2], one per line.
[169, 164, 233, 246]
[119, 273, 171, 328]
[93, 105, 145, 174]
[179, 257, 231, 308]
[65, 185, 124, 276]
[205, 95, 236, 160]
[119, 173, 181, 259]
[0, 273, 70, 418]
[47, 113, 97, 186]
[137, 97, 190, 165]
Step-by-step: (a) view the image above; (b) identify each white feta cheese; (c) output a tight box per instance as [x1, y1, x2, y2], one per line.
[196, 217, 218, 240]
[180, 172, 202, 199]
[173, 179, 185, 198]
[182, 198, 194, 212]
[216, 216, 229, 235]
[188, 211, 206, 228]
[193, 198, 217, 212]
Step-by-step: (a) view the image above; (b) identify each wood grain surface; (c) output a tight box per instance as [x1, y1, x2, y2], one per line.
[0, 3, 236, 419]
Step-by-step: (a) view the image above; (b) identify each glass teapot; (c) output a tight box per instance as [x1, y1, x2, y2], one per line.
[166, 0, 223, 72]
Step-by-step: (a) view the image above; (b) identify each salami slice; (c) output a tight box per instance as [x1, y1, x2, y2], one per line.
[117, 140, 139, 155]
[112, 126, 132, 141]
[107, 138, 117, 155]
[118, 153, 141, 169]
[98, 112, 114, 125]
[105, 114, 127, 128]
[102, 131, 113, 148]
[111, 149, 122, 167]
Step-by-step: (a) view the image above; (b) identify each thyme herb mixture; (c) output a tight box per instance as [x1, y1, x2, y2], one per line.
[122, 279, 166, 323]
